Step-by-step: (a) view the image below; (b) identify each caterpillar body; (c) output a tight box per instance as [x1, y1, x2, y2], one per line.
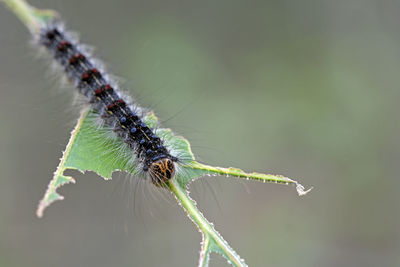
[39, 24, 177, 185]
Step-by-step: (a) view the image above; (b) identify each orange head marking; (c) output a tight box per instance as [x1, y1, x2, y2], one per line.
[148, 158, 175, 185]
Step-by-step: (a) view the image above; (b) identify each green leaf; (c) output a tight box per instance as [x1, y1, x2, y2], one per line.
[36, 109, 311, 267]
[3, 1, 312, 266]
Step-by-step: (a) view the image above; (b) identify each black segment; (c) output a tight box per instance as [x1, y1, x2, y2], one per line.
[40, 26, 177, 171]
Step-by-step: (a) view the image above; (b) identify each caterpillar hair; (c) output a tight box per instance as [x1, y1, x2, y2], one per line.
[38, 22, 178, 185]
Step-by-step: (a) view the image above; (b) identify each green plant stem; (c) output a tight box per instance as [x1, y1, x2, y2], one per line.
[199, 236, 211, 267]
[3, 0, 40, 32]
[3, 2, 310, 266]
[168, 178, 246, 267]
[3, 0, 56, 33]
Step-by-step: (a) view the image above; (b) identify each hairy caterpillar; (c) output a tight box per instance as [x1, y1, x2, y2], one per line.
[38, 22, 179, 185]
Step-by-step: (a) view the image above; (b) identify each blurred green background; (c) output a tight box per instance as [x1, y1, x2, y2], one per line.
[0, 0, 399, 266]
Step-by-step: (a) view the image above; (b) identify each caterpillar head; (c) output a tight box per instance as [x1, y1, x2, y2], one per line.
[148, 158, 176, 185]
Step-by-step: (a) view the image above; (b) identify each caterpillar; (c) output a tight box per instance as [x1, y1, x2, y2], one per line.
[39, 23, 178, 185]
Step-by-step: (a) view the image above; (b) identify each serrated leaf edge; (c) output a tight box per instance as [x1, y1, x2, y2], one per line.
[36, 109, 88, 217]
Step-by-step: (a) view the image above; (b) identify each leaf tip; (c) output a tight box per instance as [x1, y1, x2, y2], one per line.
[36, 173, 75, 218]
[295, 183, 313, 196]
[36, 193, 64, 218]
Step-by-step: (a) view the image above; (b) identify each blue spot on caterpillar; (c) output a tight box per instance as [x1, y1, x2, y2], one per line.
[40, 24, 177, 185]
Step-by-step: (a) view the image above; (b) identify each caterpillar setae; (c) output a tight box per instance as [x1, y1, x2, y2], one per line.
[39, 23, 178, 185]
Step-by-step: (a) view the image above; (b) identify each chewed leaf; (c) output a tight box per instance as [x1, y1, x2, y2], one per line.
[188, 162, 313, 196]
[36, 107, 311, 266]
[4, 1, 311, 266]
[36, 108, 198, 217]
[37, 109, 168, 217]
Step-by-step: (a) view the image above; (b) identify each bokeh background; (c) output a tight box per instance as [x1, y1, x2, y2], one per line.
[1, 0, 399, 266]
